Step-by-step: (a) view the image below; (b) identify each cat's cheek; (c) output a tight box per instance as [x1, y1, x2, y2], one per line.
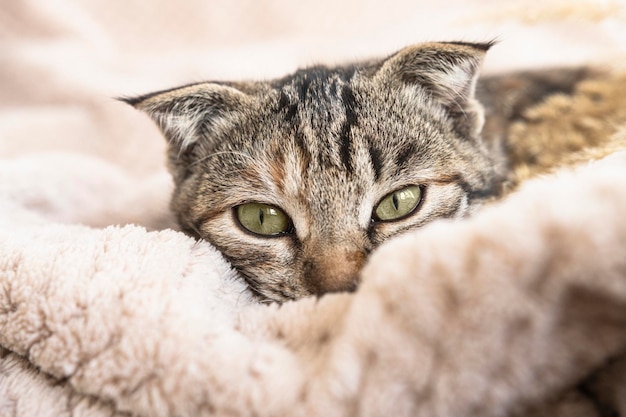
[197, 211, 309, 300]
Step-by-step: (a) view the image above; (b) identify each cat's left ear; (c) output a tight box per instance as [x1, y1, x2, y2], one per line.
[379, 41, 492, 106]
[121, 82, 251, 151]
[378, 41, 493, 137]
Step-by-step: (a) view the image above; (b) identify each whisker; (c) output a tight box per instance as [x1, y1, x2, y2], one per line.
[187, 222, 204, 239]
[235, 286, 254, 307]
[239, 271, 273, 302]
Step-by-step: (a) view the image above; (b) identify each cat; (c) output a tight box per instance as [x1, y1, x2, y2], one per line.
[123, 41, 593, 302]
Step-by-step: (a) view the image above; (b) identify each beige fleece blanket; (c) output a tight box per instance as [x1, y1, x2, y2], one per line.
[2, 1, 626, 416]
[2, 148, 626, 417]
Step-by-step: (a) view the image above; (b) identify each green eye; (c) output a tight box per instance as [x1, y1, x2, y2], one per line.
[236, 203, 291, 236]
[374, 185, 422, 221]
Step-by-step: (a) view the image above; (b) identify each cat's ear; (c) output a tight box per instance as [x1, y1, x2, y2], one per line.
[378, 41, 493, 137]
[379, 41, 492, 106]
[121, 82, 250, 151]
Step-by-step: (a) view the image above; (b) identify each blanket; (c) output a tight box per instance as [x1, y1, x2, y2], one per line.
[2, 142, 626, 417]
[2, 1, 626, 416]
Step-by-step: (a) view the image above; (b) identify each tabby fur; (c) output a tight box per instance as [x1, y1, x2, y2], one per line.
[125, 42, 594, 302]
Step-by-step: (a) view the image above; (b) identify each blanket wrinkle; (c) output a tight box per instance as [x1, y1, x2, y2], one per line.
[0, 347, 125, 417]
[0, 153, 175, 230]
[0, 206, 313, 416]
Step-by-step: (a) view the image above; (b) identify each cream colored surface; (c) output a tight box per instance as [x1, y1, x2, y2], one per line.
[1, 1, 626, 416]
[2, 148, 626, 417]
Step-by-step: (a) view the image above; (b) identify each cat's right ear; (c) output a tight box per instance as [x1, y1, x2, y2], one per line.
[120, 83, 251, 151]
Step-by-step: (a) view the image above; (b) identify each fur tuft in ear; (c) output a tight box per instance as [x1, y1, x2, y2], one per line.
[378, 41, 494, 139]
[379, 41, 494, 107]
[121, 82, 250, 151]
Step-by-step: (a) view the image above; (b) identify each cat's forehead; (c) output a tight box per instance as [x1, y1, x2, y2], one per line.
[210, 72, 450, 215]
[206, 65, 456, 201]
[267, 64, 420, 121]
[246, 65, 444, 161]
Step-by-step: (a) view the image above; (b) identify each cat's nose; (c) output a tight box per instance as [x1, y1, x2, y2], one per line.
[304, 248, 367, 296]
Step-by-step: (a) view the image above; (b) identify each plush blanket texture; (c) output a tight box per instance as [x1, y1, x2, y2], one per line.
[2, 1, 626, 416]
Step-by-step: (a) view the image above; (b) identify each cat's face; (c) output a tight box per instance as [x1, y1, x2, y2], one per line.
[126, 42, 502, 302]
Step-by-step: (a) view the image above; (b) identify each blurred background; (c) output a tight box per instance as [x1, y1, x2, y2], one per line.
[1, 0, 625, 176]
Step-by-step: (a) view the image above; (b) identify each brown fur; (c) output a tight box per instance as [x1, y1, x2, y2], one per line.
[505, 73, 626, 187]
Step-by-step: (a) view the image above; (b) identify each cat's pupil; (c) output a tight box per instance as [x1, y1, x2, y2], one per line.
[392, 194, 399, 211]
[259, 210, 264, 224]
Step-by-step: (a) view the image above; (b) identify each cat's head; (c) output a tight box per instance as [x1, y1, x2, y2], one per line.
[125, 42, 501, 302]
